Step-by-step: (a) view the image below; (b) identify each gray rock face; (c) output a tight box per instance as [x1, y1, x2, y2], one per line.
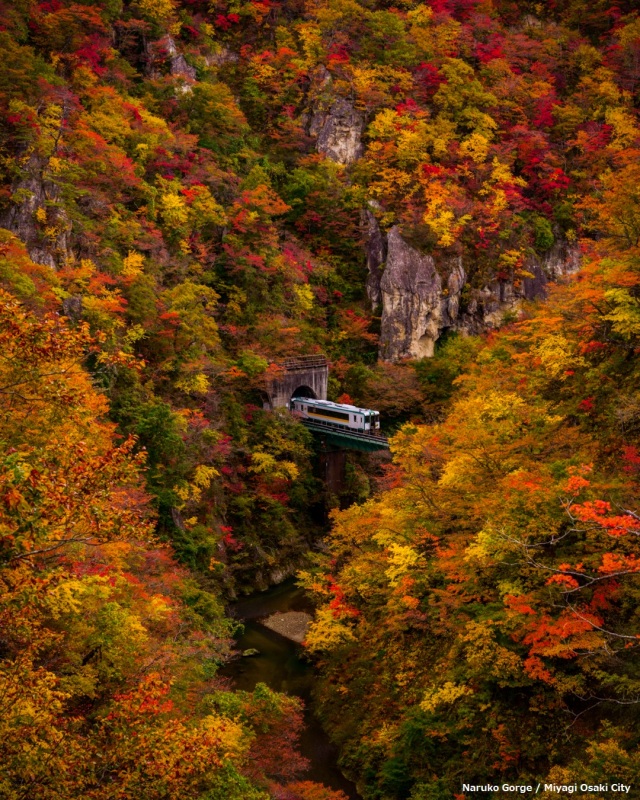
[362, 208, 387, 307]
[375, 225, 580, 362]
[146, 36, 196, 85]
[0, 155, 69, 268]
[443, 258, 466, 327]
[206, 47, 238, 68]
[62, 295, 83, 321]
[309, 97, 364, 165]
[379, 227, 444, 360]
[164, 35, 197, 80]
[543, 238, 581, 279]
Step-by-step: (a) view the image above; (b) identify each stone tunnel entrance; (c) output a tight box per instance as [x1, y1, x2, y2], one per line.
[264, 355, 328, 409]
[291, 385, 318, 401]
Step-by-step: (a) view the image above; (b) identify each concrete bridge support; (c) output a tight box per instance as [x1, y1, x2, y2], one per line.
[319, 448, 347, 496]
[265, 355, 328, 409]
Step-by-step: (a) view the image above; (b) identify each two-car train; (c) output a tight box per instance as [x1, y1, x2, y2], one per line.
[289, 397, 381, 433]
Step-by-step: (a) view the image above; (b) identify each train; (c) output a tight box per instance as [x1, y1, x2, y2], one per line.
[289, 397, 381, 433]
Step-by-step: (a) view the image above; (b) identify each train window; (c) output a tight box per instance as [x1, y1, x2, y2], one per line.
[308, 407, 350, 421]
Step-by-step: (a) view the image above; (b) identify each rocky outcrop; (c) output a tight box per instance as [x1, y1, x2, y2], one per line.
[206, 47, 238, 68]
[146, 35, 196, 84]
[362, 208, 386, 307]
[0, 156, 70, 268]
[62, 295, 83, 321]
[309, 96, 365, 165]
[379, 227, 444, 360]
[376, 225, 580, 362]
[163, 35, 197, 80]
[303, 74, 579, 358]
[543, 238, 581, 279]
[451, 240, 579, 337]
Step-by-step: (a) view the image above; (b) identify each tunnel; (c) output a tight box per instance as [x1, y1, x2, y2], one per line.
[290, 385, 318, 401]
[265, 356, 328, 408]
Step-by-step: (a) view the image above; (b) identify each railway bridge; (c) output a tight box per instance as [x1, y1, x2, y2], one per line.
[264, 354, 389, 497]
[300, 420, 389, 452]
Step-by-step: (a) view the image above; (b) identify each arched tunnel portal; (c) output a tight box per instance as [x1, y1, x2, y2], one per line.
[264, 356, 328, 409]
[290, 385, 318, 401]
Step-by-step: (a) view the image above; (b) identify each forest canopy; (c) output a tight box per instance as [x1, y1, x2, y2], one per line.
[1, 0, 640, 798]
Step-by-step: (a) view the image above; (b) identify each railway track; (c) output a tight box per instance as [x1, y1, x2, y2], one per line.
[301, 420, 390, 450]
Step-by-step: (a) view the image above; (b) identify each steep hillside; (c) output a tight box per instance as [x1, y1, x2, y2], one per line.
[2, 0, 640, 798]
[302, 121, 640, 800]
[2, 0, 640, 591]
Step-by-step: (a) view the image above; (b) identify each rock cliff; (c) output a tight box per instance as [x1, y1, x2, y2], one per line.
[303, 81, 581, 363]
[147, 35, 197, 81]
[0, 155, 70, 269]
[308, 96, 365, 165]
[376, 224, 580, 362]
[378, 227, 444, 360]
[162, 35, 197, 81]
[362, 208, 386, 307]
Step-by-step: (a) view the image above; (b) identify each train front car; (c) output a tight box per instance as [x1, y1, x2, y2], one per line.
[290, 398, 382, 434]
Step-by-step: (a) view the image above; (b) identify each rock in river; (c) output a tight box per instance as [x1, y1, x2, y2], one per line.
[261, 611, 312, 643]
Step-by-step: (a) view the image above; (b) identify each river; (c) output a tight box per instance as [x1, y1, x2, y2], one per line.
[221, 579, 361, 799]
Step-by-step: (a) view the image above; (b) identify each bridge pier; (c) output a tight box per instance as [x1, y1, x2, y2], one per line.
[319, 448, 347, 496]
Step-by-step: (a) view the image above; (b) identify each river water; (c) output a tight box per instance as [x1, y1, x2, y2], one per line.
[221, 579, 361, 799]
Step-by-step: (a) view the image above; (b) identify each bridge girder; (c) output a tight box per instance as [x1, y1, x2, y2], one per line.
[302, 421, 390, 452]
